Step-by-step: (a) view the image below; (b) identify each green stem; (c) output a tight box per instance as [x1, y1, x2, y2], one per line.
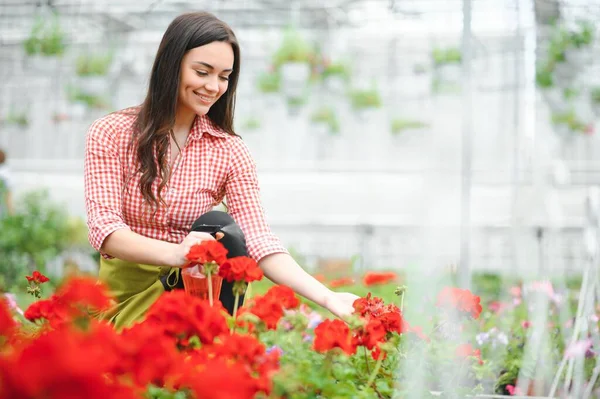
[207, 270, 213, 306]
[366, 351, 384, 389]
[400, 291, 405, 313]
[363, 346, 371, 374]
[230, 292, 240, 334]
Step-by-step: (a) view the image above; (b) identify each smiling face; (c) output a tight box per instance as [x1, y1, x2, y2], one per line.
[177, 41, 235, 117]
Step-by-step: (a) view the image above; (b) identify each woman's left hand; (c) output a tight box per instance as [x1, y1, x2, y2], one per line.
[323, 291, 360, 319]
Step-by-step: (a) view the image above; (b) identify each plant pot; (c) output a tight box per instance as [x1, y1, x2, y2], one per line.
[26, 54, 62, 72]
[181, 266, 223, 302]
[280, 62, 311, 99]
[323, 76, 346, 94]
[311, 122, 330, 136]
[78, 76, 109, 97]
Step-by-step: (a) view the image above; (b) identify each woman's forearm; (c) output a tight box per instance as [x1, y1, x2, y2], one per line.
[102, 228, 178, 267]
[258, 252, 333, 307]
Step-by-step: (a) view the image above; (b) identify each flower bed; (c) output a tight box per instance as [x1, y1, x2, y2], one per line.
[1, 247, 599, 398]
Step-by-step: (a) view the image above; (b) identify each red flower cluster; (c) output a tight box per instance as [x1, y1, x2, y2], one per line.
[219, 256, 263, 283]
[185, 240, 228, 267]
[352, 293, 403, 359]
[143, 290, 229, 347]
[362, 271, 397, 286]
[24, 276, 114, 329]
[436, 287, 482, 319]
[455, 343, 483, 365]
[25, 271, 49, 284]
[0, 298, 16, 338]
[329, 277, 354, 288]
[219, 256, 264, 296]
[313, 319, 354, 355]
[312, 294, 404, 359]
[1, 275, 281, 399]
[323, 271, 400, 289]
[0, 322, 140, 399]
[25, 271, 51, 299]
[190, 333, 280, 395]
[240, 285, 300, 330]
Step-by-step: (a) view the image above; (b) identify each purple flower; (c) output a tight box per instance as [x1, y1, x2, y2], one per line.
[302, 333, 313, 343]
[307, 314, 323, 330]
[266, 345, 283, 356]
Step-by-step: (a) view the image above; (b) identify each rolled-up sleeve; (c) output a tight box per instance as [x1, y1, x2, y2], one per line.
[84, 117, 130, 257]
[225, 137, 288, 262]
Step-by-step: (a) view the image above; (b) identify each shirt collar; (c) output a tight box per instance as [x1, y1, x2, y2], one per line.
[190, 114, 230, 140]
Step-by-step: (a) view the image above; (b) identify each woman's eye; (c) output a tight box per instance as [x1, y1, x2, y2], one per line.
[195, 70, 208, 76]
[219, 76, 230, 81]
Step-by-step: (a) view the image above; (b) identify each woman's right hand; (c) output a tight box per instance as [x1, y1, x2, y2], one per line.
[170, 231, 224, 267]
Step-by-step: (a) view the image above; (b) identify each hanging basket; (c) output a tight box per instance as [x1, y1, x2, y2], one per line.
[26, 54, 62, 73]
[181, 265, 223, 302]
[323, 76, 346, 94]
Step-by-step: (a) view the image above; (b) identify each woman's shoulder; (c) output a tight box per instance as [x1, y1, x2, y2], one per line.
[199, 115, 246, 148]
[87, 107, 139, 140]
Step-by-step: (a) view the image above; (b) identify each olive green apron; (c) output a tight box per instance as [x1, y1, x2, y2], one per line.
[97, 257, 252, 331]
[97, 257, 180, 331]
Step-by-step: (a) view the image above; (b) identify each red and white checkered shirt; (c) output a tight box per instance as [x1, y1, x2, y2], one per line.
[84, 109, 287, 262]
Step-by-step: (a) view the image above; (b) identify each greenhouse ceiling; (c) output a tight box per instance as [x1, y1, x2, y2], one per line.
[1, 0, 600, 41]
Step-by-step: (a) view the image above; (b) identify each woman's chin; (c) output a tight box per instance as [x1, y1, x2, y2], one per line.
[193, 104, 211, 115]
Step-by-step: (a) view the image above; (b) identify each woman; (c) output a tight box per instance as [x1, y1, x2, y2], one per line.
[84, 11, 358, 330]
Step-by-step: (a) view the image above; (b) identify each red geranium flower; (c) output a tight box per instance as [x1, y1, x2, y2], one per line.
[244, 295, 285, 330]
[436, 287, 482, 319]
[219, 256, 263, 283]
[455, 343, 484, 365]
[329, 277, 354, 288]
[313, 319, 355, 355]
[0, 298, 16, 338]
[0, 324, 138, 399]
[264, 285, 299, 309]
[24, 277, 114, 329]
[185, 240, 228, 266]
[352, 318, 387, 350]
[25, 271, 49, 284]
[144, 290, 229, 346]
[362, 271, 397, 286]
[182, 357, 264, 399]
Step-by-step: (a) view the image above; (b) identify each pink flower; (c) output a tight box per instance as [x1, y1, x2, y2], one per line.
[509, 286, 521, 297]
[506, 384, 524, 395]
[488, 301, 509, 314]
[565, 339, 592, 359]
[521, 320, 531, 329]
[3, 293, 24, 316]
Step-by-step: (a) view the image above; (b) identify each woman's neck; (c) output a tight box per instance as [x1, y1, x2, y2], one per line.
[173, 106, 196, 138]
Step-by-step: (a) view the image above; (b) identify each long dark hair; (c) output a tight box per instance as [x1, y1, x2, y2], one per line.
[131, 12, 240, 208]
